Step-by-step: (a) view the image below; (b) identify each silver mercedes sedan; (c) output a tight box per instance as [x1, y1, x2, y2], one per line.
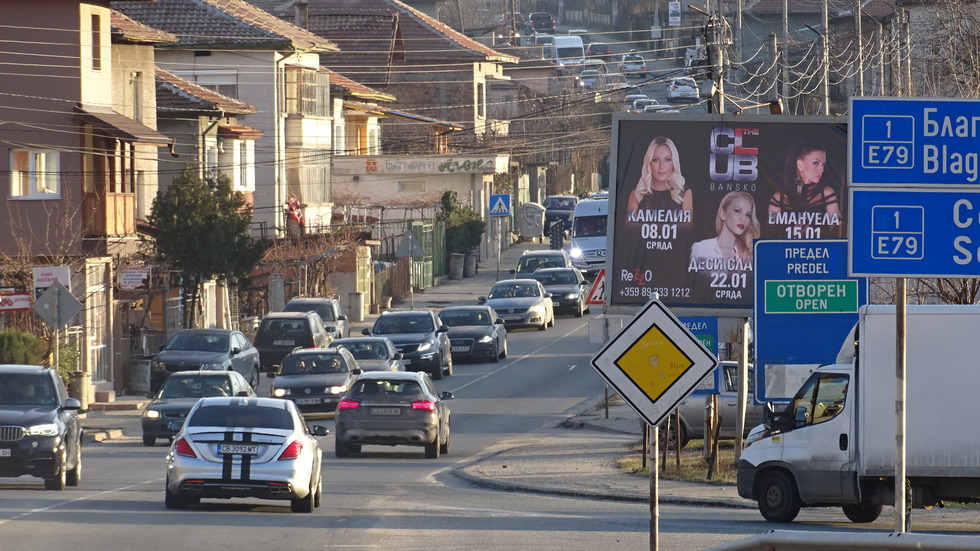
[164, 397, 329, 513]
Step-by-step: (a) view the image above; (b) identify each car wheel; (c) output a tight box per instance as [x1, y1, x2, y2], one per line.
[574, 299, 584, 318]
[431, 356, 445, 380]
[499, 338, 508, 359]
[291, 483, 315, 513]
[142, 435, 155, 447]
[248, 364, 260, 389]
[66, 441, 81, 487]
[336, 439, 352, 458]
[439, 420, 450, 455]
[164, 477, 189, 510]
[313, 474, 322, 508]
[44, 449, 66, 491]
[842, 503, 883, 523]
[489, 342, 499, 363]
[550, 313, 556, 327]
[657, 422, 689, 450]
[424, 432, 441, 459]
[758, 470, 802, 523]
[445, 353, 453, 376]
[538, 320, 547, 331]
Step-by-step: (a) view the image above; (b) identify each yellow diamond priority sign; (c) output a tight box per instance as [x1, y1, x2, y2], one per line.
[590, 300, 718, 427]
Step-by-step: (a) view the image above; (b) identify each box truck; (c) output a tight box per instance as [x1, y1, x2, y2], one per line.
[738, 305, 980, 524]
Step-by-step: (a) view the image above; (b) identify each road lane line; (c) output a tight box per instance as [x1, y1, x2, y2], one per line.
[0, 478, 163, 526]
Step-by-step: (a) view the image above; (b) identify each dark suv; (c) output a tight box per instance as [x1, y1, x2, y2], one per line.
[0, 365, 82, 490]
[543, 195, 578, 233]
[362, 310, 452, 380]
[253, 311, 332, 372]
[526, 12, 555, 34]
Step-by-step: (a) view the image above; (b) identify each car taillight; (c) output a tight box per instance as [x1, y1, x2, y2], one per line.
[411, 401, 436, 412]
[174, 437, 197, 458]
[278, 440, 303, 460]
[338, 399, 360, 410]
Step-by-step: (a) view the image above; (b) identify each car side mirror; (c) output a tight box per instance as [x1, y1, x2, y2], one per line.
[441, 391, 454, 400]
[63, 398, 82, 411]
[158, 344, 165, 352]
[267, 372, 276, 379]
[310, 425, 330, 437]
[580, 281, 588, 286]
[338, 315, 347, 321]
[146, 392, 156, 399]
[231, 347, 241, 355]
[793, 405, 809, 428]
[361, 328, 371, 336]
[394, 353, 403, 360]
[478, 296, 487, 304]
[494, 319, 504, 325]
[544, 293, 552, 298]
[508, 269, 516, 274]
[236, 391, 251, 397]
[438, 325, 449, 333]
[352, 368, 362, 375]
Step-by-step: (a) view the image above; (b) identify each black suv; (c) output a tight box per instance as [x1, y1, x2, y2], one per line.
[526, 12, 555, 34]
[0, 365, 82, 490]
[253, 311, 333, 372]
[362, 310, 453, 380]
[543, 195, 578, 233]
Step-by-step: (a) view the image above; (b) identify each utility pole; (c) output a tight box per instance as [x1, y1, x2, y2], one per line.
[903, 11, 912, 96]
[782, 0, 789, 109]
[855, 0, 864, 95]
[709, 4, 725, 113]
[822, 0, 829, 115]
[511, 0, 517, 44]
[768, 33, 779, 105]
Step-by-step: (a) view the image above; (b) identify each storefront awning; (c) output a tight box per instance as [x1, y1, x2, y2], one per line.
[74, 105, 171, 146]
[218, 124, 263, 140]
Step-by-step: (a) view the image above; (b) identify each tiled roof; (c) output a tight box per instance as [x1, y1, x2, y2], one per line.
[310, 9, 399, 87]
[322, 66, 395, 102]
[111, 10, 178, 44]
[155, 68, 259, 114]
[111, 0, 338, 51]
[744, 0, 896, 17]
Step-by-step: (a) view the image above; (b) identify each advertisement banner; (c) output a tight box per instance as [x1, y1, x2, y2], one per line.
[609, 115, 848, 313]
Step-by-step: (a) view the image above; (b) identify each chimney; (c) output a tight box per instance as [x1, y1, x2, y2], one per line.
[294, 2, 309, 29]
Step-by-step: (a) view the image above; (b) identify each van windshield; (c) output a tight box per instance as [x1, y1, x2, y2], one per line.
[557, 47, 584, 60]
[573, 214, 607, 238]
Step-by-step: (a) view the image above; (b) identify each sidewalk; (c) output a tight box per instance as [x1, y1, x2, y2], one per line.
[80, 240, 747, 509]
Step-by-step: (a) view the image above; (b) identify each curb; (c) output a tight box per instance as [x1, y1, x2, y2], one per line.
[82, 428, 124, 444]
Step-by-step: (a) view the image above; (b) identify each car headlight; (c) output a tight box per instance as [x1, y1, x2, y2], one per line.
[143, 409, 161, 419]
[151, 359, 163, 369]
[530, 304, 545, 314]
[272, 388, 289, 397]
[565, 292, 580, 300]
[200, 362, 224, 370]
[328, 385, 348, 394]
[416, 341, 433, 352]
[27, 423, 59, 436]
[478, 335, 493, 343]
[569, 247, 583, 259]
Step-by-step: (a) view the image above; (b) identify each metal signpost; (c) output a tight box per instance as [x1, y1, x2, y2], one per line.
[591, 299, 718, 550]
[488, 194, 511, 281]
[31, 280, 83, 381]
[849, 96, 980, 532]
[754, 240, 868, 403]
[395, 231, 426, 309]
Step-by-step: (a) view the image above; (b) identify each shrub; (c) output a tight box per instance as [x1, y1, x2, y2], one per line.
[0, 329, 43, 365]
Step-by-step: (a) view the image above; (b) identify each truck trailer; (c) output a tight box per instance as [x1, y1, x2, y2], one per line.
[738, 305, 980, 524]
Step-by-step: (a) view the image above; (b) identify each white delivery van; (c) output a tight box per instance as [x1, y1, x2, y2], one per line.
[568, 196, 607, 276]
[550, 35, 585, 67]
[738, 305, 980, 526]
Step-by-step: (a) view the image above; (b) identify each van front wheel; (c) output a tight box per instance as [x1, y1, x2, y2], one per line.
[758, 471, 802, 523]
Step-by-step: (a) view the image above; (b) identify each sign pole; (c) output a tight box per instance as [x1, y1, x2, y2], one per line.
[650, 419, 658, 551]
[895, 277, 907, 532]
[53, 286, 60, 375]
[496, 217, 501, 281]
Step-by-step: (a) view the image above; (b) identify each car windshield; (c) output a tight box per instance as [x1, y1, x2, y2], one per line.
[439, 309, 491, 327]
[350, 379, 425, 401]
[335, 342, 388, 360]
[543, 197, 576, 210]
[159, 376, 232, 399]
[284, 301, 335, 321]
[188, 405, 294, 430]
[259, 319, 310, 337]
[373, 315, 434, 335]
[166, 332, 228, 353]
[0, 374, 57, 406]
[574, 214, 607, 238]
[489, 283, 540, 299]
[624, 55, 643, 62]
[534, 271, 578, 285]
[516, 256, 564, 273]
[280, 353, 347, 375]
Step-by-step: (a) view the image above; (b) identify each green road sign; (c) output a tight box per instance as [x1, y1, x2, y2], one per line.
[764, 280, 859, 314]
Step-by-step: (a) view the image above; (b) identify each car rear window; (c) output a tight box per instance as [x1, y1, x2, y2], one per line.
[543, 197, 576, 210]
[188, 404, 293, 429]
[350, 380, 425, 400]
[284, 301, 335, 321]
[160, 376, 232, 399]
[258, 318, 311, 338]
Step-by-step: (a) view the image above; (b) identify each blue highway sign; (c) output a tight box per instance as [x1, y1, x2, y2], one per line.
[850, 97, 980, 187]
[850, 188, 980, 277]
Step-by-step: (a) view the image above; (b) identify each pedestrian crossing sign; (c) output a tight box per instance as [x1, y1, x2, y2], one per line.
[489, 194, 511, 216]
[586, 269, 605, 306]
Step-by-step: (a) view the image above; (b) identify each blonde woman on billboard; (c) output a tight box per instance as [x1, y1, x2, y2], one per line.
[689, 191, 760, 269]
[627, 136, 693, 215]
[768, 142, 840, 225]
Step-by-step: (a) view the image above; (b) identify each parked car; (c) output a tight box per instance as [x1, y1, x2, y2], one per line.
[253, 311, 332, 372]
[361, 310, 452, 380]
[283, 297, 349, 339]
[661, 362, 764, 449]
[620, 52, 647, 77]
[479, 279, 555, 331]
[141, 370, 256, 446]
[526, 11, 555, 34]
[531, 267, 589, 317]
[438, 305, 508, 363]
[586, 42, 612, 61]
[576, 69, 603, 89]
[149, 328, 260, 393]
[542, 195, 578, 233]
[667, 77, 700, 103]
[335, 371, 453, 459]
[330, 337, 404, 372]
[164, 397, 329, 512]
[0, 365, 82, 490]
[269, 347, 361, 416]
[510, 249, 574, 279]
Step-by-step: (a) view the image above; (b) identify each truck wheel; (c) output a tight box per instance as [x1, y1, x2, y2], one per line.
[842, 504, 882, 523]
[758, 471, 802, 523]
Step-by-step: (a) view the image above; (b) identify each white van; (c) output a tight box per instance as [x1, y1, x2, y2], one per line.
[550, 35, 585, 67]
[569, 196, 607, 276]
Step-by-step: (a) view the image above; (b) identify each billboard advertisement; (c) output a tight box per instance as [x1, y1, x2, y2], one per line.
[609, 115, 848, 314]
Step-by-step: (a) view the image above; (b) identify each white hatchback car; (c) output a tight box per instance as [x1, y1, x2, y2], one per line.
[667, 77, 700, 102]
[165, 397, 329, 513]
